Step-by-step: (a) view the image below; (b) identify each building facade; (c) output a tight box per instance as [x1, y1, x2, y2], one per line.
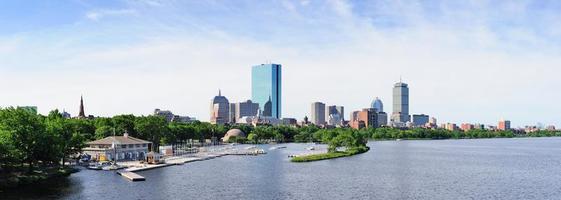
[252, 63, 282, 118]
[311, 102, 326, 125]
[392, 82, 410, 123]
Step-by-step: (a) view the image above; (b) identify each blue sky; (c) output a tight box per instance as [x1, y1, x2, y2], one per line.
[1, 0, 560, 128]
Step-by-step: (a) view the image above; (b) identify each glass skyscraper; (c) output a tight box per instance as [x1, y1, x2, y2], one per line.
[252, 63, 281, 118]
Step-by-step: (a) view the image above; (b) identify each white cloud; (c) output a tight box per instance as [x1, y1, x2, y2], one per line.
[85, 9, 137, 21]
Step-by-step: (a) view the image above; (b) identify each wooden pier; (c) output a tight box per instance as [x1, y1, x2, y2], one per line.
[117, 171, 146, 181]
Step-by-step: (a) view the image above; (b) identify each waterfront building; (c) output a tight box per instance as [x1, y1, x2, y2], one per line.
[210, 90, 230, 125]
[78, 95, 86, 119]
[83, 132, 151, 161]
[350, 108, 378, 129]
[311, 102, 326, 125]
[461, 123, 475, 131]
[371, 97, 384, 113]
[233, 100, 260, 121]
[252, 63, 281, 118]
[412, 114, 429, 127]
[392, 81, 409, 123]
[326, 105, 344, 126]
[546, 125, 556, 131]
[498, 119, 511, 130]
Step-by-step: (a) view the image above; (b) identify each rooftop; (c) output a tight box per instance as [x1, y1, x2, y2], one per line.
[87, 135, 152, 145]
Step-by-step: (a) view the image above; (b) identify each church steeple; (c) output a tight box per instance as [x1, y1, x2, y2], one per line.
[78, 95, 86, 118]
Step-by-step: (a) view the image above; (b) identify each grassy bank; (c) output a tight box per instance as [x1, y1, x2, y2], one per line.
[291, 146, 370, 162]
[0, 167, 79, 190]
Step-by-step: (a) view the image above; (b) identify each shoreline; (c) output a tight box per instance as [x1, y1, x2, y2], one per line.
[291, 146, 370, 162]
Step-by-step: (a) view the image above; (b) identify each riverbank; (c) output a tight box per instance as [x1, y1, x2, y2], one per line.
[291, 146, 370, 162]
[0, 167, 79, 190]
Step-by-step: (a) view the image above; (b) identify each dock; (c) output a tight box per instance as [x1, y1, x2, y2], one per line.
[117, 171, 145, 181]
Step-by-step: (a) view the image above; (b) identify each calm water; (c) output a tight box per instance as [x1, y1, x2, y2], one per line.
[4, 137, 561, 200]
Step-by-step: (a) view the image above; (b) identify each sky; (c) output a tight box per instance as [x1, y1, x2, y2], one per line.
[0, 0, 560, 128]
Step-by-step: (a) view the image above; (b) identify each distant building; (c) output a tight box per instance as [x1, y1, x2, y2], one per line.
[82, 132, 152, 161]
[18, 106, 37, 115]
[228, 103, 236, 123]
[498, 119, 511, 131]
[326, 105, 344, 126]
[412, 114, 429, 127]
[461, 123, 474, 131]
[282, 118, 298, 126]
[252, 63, 281, 118]
[350, 108, 378, 129]
[154, 109, 194, 123]
[210, 90, 230, 125]
[392, 81, 409, 123]
[311, 102, 326, 125]
[263, 96, 273, 117]
[546, 125, 556, 131]
[371, 97, 384, 113]
[232, 100, 260, 121]
[61, 110, 71, 118]
[444, 123, 458, 131]
[377, 112, 388, 127]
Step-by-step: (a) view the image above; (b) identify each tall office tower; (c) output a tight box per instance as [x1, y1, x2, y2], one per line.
[210, 90, 230, 125]
[371, 97, 384, 113]
[326, 105, 344, 126]
[252, 63, 281, 118]
[392, 81, 409, 123]
[234, 100, 260, 120]
[498, 119, 511, 130]
[311, 102, 326, 125]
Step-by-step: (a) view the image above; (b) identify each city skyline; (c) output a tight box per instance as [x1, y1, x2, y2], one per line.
[1, 1, 561, 127]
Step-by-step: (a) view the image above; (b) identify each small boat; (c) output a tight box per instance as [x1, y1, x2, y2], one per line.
[306, 146, 315, 151]
[245, 146, 257, 150]
[396, 139, 402, 141]
[88, 164, 102, 170]
[269, 146, 287, 150]
[102, 164, 126, 171]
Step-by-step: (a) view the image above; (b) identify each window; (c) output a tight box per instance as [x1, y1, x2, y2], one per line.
[128, 144, 134, 148]
[142, 144, 147, 147]
[121, 145, 127, 148]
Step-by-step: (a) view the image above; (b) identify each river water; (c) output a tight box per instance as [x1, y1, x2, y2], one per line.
[4, 137, 561, 200]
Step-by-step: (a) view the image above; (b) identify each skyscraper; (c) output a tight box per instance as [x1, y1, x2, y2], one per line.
[371, 97, 383, 113]
[210, 90, 230, 125]
[233, 100, 260, 121]
[252, 63, 281, 118]
[311, 102, 326, 125]
[392, 81, 409, 123]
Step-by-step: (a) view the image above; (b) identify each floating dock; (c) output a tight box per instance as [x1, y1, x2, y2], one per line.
[117, 171, 146, 181]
